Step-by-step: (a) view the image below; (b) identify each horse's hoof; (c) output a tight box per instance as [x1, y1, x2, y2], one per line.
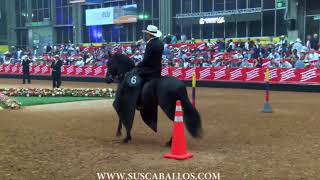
[123, 137, 131, 143]
[165, 141, 172, 147]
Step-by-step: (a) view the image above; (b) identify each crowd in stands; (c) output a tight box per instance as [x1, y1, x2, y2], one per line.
[1, 33, 320, 69]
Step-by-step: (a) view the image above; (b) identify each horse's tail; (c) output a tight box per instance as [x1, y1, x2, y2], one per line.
[179, 88, 203, 138]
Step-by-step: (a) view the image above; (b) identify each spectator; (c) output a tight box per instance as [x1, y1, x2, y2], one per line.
[163, 44, 171, 56]
[233, 50, 243, 59]
[75, 58, 85, 66]
[171, 34, 177, 44]
[181, 33, 187, 43]
[279, 59, 293, 68]
[255, 39, 261, 48]
[280, 35, 287, 47]
[255, 57, 263, 68]
[217, 39, 225, 52]
[22, 55, 31, 84]
[279, 50, 287, 59]
[317, 57, 320, 68]
[46, 43, 52, 54]
[33, 46, 40, 57]
[240, 58, 250, 68]
[290, 49, 299, 65]
[191, 38, 196, 44]
[244, 38, 250, 51]
[1, 36, 319, 70]
[0, 53, 4, 64]
[183, 59, 190, 67]
[3, 56, 11, 65]
[252, 45, 260, 59]
[295, 51, 306, 68]
[16, 48, 23, 59]
[227, 39, 235, 52]
[300, 50, 310, 68]
[213, 57, 222, 67]
[269, 59, 279, 68]
[164, 34, 172, 44]
[267, 49, 280, 60]
[310, 33, 319, 50]
[292, 38, 303, 53]
[306, 35, 312, 50]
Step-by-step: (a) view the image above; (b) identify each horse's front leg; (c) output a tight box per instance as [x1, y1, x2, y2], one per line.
[116, 119, 122, 137]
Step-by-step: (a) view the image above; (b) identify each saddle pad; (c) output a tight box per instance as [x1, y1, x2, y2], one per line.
[126, 72, 142, 88]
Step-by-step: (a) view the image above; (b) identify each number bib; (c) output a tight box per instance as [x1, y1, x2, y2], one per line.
[126, 73, 142, 88]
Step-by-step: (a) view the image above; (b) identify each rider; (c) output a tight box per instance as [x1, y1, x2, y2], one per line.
[135, 25, 164, 108]
[136, 25, 164, 80]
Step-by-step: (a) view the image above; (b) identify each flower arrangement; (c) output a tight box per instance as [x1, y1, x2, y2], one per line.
[0, 93, 21, 110]
[0, 88, 116, 98]
[0, 88, 116, 110]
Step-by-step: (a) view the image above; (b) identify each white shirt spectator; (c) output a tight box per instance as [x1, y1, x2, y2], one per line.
[75, 60, 85, 66]
[4, 58, 12, 65]
[308, 51, 319, 60]
[279, 61, 293, 68]
[245, 41, 250, 51]
[306, 40, 311, 50]
[255, 41, 261, 48]
[229, 42, 235, 50]
[181, 34, 187, 43]
[267, 52, 280, 60]
[181, 53, 188, 60]
[280, 39, 287, 46]
[292, 41, 303, 53]
[183, 62, 190, 68]
[202, 62, 211, 67]
[233, 52, 243, 59]
[17, 50, 23, 59]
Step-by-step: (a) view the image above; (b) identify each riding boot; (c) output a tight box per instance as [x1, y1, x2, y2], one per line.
[136, 87, 143, 110]
[136, 80, 145, 110]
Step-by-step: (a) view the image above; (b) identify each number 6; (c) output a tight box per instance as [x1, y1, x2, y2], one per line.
[131, 76, 137, 84]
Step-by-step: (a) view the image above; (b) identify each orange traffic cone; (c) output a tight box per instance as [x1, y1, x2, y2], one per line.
[164, 100, 193, 160]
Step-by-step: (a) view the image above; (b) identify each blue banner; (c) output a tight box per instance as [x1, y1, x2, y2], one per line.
[86, 0, 103, 4]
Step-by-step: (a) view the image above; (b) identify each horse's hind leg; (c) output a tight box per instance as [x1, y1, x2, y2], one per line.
[123, 129, 132, 143]
[159, 97, 176, 147]
[116, 119, 122, 137]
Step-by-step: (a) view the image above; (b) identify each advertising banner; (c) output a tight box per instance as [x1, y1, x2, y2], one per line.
[86, 4, 137, 26]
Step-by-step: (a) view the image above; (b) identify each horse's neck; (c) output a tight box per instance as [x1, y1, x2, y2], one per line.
[127, 65, 134, 72]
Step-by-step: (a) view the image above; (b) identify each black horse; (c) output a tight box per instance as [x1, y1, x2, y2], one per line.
[106, 54, 202, 145]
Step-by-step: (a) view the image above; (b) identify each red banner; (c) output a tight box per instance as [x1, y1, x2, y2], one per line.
[1, 64, 320, 84]
[0, 64, 107, 77]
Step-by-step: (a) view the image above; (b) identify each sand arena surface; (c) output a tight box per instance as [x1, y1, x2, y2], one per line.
[1, 79, 320, 179]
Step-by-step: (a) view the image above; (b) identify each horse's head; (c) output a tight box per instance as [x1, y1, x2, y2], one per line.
[105, 53, 135, 83]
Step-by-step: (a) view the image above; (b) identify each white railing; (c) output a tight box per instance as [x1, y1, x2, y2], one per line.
[175, 8, 262, 18]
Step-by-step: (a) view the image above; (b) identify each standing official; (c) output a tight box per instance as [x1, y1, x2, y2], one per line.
[22, 55, 31, 84]
[51, 55, 63, 88]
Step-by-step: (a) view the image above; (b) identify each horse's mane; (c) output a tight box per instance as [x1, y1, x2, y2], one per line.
[111, 54, 135, 69]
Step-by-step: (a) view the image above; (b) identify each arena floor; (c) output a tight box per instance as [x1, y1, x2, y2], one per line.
[1, 79, 320, 179]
